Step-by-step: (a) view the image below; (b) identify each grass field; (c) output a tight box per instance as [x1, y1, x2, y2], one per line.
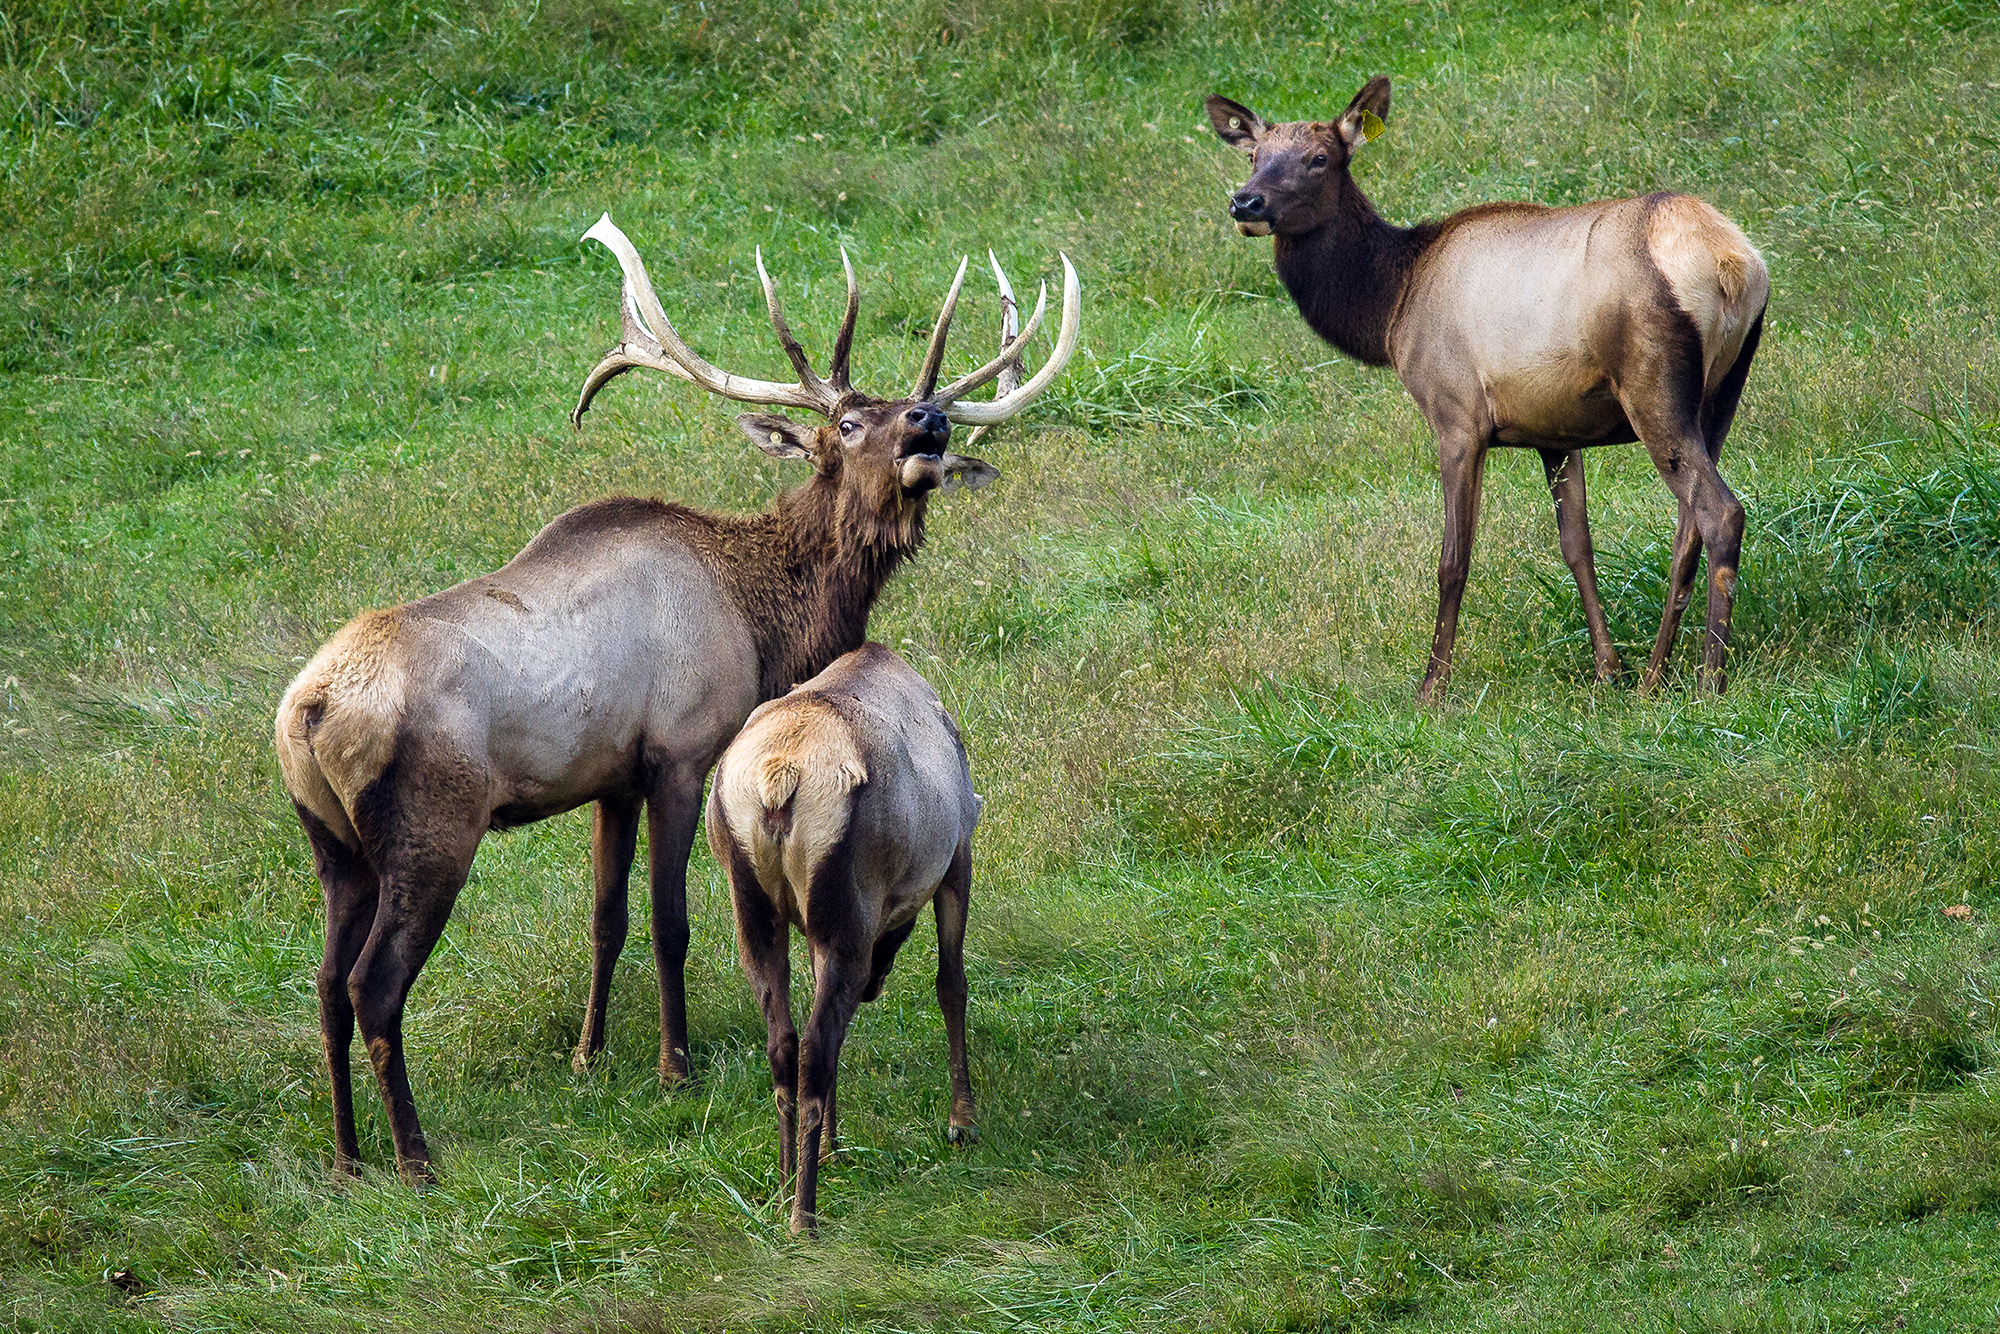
[4, 0, 2000, 1328]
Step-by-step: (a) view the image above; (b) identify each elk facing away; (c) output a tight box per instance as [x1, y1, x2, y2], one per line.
[275, 216, 1079, 1181]
[709, 642, 982, 1235]
[1208, 77, 1768, 698]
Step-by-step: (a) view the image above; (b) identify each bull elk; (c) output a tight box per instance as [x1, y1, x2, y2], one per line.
[275, 215, 1079, 1182]
[708, 642, 982, 1234]
[1207, 77, 1769, 698]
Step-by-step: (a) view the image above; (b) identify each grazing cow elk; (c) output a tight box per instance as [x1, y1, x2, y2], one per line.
[709, 642, 982, 1235]
[274, 215, 1079, 1181]
[1208, 77, 1769, 698]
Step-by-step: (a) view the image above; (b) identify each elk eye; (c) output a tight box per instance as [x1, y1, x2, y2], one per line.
[838, 419, 859, 436]
[1311, 153, 1328, 168]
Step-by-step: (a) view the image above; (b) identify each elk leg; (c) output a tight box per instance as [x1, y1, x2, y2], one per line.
[1419, 431, 1490, 703]
[1627, 399, 1745, 694]
[347, 854, 472, 1185]
[935, 840, 978, 1145]
[793, 944, 869, 1236]
[300, 806, 378, 1173]
[721, 834, 798, 1186]
[574, 795, 640, 1073]
[1639, 503, 1703, 694]
[644, 759, 706, 1086]
[1540, 448, 1621, 683]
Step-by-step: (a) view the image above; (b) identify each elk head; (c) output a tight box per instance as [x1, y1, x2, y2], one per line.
[1206, 77, 1392, 237]
[572, 216, 1080, 525]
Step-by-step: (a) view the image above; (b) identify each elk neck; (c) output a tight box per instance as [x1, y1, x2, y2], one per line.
[1271, 173, 1433, 369]
[716, 471, 924, 700]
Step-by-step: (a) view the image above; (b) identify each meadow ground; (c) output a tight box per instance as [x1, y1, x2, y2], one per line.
[3, 0, 1999, 1328]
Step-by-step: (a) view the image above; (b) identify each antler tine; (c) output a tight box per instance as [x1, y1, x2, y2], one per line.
[573, 281, 699, 428]
[910, 255, 970, 401]
[960, 251, 1022, 449]
[931, 254, 1047, 406]
[828, 247, 860, 393]
[755, 247, 828, 393]
[575, 215, 831, 421]
[938, 252, 1081, 427]
[991, 250, 1022, 400]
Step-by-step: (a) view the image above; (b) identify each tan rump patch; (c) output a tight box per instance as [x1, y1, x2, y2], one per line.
[717, 698, 868, 922]
[1646, 196, 1770, 392]
[274, 609, 409, 848]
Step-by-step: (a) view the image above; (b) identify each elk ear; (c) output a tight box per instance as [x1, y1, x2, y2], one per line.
[936, 453, 999, 492]
[739, 413, 816, 462]
[1337, 76, 1392, 151]
[1205, 95, 1267, 152]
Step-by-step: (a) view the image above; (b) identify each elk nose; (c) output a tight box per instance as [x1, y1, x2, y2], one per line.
[904, 403, 949, 445]
[1229, 191, 1267, 221]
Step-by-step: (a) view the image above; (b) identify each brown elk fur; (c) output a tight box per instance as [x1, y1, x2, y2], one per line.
[708, 643, 981, 1234]
[1209, 77, 1769, 697]
[276, 393, 996, 1184]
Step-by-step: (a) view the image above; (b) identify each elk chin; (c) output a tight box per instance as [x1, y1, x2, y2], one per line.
[1235, 220, 1274, 237]
[898, 454, 946, 493]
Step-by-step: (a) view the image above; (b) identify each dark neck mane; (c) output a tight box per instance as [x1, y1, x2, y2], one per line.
[690, 474, 923, 700]
[1272, 176, 1435, 368]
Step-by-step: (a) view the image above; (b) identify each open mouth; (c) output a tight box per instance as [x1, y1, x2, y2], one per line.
[1235, 219, 1273, 237]
[899, 453, 946, 490]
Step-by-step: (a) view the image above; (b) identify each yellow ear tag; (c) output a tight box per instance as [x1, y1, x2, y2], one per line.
[769, 431, 783, 445]
[1359, 110, 1386, 143]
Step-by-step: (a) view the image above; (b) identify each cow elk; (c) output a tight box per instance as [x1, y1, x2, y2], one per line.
[1208, 77, 1769, 698]
[709, 642, 981, 1234]
[275, 215, 1078, 1182]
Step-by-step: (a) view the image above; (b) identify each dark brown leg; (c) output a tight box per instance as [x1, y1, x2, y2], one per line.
[1625, 395, 1745, 694]
[573, 795, 640, 1073]
[1419, 431, 1490, 703]
[934, 841, 977, 1145]
[1639, 503, 1703, 694]
[792, 941, 869, 1236]
[644, 760, 706, 1085]
[300, 807, 377, 1174]
[1540, 448, 1622, 683]
[721, 829, 798, 1187]
[347, 844, 475, 1185]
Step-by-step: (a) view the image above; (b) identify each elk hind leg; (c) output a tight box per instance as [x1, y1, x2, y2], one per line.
[1627, 397, 1745, 693]
[1639, 504, 1704, 694]
[935, 841, 977, 1145]
[792, 943, 868, 1236]
[720, 830, 799, 1186]
[1540, 448, 1621, 683]
[302, 806, 378, 1173]
[346, 824, 480, 1185]
[573, 794, 640, 1073]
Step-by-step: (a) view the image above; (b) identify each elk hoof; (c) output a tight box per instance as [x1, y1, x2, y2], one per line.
[946, 1122, 979, 1147]
[658, 1048, 692, 1088]
[399, 1160, 437, 1189]
[332, 1153, 363, 1179]
[570, 1047, 596, 1076]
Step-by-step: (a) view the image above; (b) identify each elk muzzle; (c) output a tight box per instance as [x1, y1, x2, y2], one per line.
[1229, 191, 1273, 238]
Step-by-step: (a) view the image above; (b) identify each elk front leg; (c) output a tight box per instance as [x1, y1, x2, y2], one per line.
[934, 841, 978, 1145]
[1419, 430, 1490, 703]
[793, 945, 869, 1236]
[1540, 448, 1621, 684]
[644, 759, 706, 1085]
[300, 807, 378, 1174]
[574, 794, 640, 1073]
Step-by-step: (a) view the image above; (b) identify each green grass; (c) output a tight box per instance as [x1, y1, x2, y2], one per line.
[4, 0, 2000, 1328]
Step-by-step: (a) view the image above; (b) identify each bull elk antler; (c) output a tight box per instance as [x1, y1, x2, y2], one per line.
[573, 214, 1079, 429]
